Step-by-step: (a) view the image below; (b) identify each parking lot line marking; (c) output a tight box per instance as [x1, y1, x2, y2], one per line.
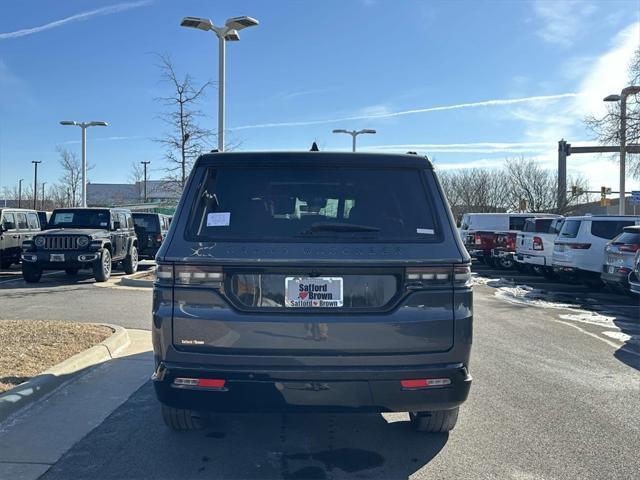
[0, 271, 64, 285]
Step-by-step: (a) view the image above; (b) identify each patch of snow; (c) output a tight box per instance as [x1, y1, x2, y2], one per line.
[559, 312, 616, 328]
[601, 331, 632, 342]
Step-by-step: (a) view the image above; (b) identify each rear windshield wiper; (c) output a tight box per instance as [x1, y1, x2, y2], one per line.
[298, 222, 380, 236]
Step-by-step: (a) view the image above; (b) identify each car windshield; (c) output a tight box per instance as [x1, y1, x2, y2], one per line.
[188, 165, 438, 242]
[48, 210, 111, 229]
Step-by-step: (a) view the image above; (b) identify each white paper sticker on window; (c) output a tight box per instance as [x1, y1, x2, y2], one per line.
[100, 222, 108, 227]
[207, 212, 231, 227]
[57, 213, 74, 223]
[417, 228, 435, 235]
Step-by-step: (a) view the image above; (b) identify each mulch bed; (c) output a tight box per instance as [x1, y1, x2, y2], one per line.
[0, 320, 112, 393]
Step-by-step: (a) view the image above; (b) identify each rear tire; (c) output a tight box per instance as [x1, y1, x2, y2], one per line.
[498, 257, 514, 270]
[161, 404, 203, 431]
[65, 268, 79, 275]
[410, 408, 459, 433]
[123, 245, 138, 274]
[22, 263, 42, 283]
[93, 249, 112, 282]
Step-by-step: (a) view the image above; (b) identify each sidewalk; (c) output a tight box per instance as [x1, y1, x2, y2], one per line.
[0, 329, 153, 480]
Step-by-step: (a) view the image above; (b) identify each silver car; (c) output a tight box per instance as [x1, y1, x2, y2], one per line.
[602, 225, 640, 293]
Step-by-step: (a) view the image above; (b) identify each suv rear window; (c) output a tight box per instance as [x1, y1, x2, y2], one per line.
[560, 220, 581, 238]
[133, 215, 160, 232]
[591, 220, 635, 239]
[612, 231, 640, 245]
[187, 166, 438, 242]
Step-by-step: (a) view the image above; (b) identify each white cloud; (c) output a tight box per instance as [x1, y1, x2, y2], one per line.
[232, 93, 579, 130]
[0, 1, 152, 40]
[533, 0, 597, 47]
[514, 21, 640, 190]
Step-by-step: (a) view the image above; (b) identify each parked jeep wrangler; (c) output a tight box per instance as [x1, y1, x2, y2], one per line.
[152, 151, 473, 433]
[21, 208, 138, 283]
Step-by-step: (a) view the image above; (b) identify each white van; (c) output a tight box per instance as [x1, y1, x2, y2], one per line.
[552, 215, 640, 284]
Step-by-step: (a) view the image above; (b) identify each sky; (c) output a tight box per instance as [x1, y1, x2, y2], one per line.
[1, 0, 639, 196]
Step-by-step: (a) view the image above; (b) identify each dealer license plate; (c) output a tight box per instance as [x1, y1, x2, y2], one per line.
[50, 253, 65, 262]
[285, 277, 343, 308]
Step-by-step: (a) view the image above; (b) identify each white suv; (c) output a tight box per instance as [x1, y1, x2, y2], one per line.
[515, 216, 564, 277]
[552, 215, 640, 285]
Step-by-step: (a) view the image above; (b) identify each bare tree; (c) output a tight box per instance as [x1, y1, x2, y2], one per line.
[438, 158, 590, 217]
[129, 161, 145, 200]
[584, 47, 640, 179]
[154, 53, 215, 192]
[56, 146, 83, 207]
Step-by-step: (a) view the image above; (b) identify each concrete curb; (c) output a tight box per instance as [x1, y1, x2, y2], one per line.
[0, 324, 130, 424]
[119, 269, 155, 288]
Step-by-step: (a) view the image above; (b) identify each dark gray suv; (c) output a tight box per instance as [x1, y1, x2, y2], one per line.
[152, 152, 473, 433]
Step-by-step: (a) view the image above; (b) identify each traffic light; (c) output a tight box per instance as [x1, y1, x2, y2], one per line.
[600, 186, 609, 206]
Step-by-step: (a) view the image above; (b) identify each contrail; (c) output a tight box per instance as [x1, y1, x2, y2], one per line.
[0, 1, 152, 40]
[232, 93, 580, 131]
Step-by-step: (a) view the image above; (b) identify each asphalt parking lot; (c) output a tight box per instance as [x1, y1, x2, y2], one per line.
[0, 263, 152, 329]
[1, 260, 637, 479]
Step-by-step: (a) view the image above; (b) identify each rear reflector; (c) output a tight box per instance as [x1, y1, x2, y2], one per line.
[173, 377, 226, 389]
[400, 378, 451, 389]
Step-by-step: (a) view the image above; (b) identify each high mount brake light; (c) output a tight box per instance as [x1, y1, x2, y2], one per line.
[406, 266, 471, 286]
[155, 264, 223, 286]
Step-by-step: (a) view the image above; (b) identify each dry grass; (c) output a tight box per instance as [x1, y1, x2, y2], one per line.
[0, 320, 112, 393]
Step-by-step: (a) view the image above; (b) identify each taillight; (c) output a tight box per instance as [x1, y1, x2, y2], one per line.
[566, 243, 591, 250]
[533, 236, 544, 250]
[173, 378, 226, 389]
[400, 378, 451, 390]
[474, 233, 482, 245]
[619, 244, 640, 253]
[155, 264, 223, 287]
[155, 233, 163, 243]
[406, 265, 471, 287]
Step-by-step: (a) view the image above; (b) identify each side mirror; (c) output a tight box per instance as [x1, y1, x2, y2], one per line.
[113, 221, 121, 230]
[0, 224, 6, 233]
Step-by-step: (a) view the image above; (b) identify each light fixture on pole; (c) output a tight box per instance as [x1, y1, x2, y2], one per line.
[603, 85, 640, 215]
[60, 120, 108, 208]
[180, 15, 259, 152]
[141, 160, 151, 203]
[332, 129, 377, 152]
[31, 161, 41, 210]
[18, 178, 24, 208]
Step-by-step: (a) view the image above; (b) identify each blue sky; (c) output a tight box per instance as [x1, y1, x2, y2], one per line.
[1, 0, 639, 194]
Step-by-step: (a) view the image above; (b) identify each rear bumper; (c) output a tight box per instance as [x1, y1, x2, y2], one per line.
[517, 253, 546, 266]
[491, 249, 513, 259]
[601, 270, 629, 286]
[152, 361, 472, 413]
[629, 272, 640, 294]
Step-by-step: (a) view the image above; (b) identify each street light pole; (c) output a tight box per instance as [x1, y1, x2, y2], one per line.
[180, 15, 259, 152]
[332, 129, 377, 152]
[31, 161, 41, 209]
[60, 120, 108, 207]
[18, 179, 23, 208]
[41, 182, 46, 210]
[604, 85, 640, 215]
[141, 161, 151, 203]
